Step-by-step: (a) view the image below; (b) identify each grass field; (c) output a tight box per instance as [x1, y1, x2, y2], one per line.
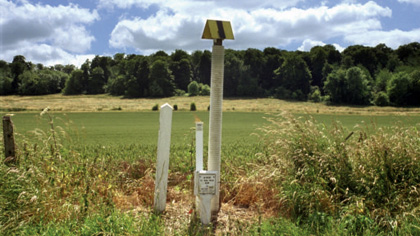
[5, 110, 420, 147]
[1, 95, 420, 235]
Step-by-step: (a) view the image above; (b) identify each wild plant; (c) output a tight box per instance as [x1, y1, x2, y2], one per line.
[260, 111, 420, 234]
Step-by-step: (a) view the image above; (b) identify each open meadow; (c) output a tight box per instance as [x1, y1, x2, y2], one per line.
[1, 95, 420, 235]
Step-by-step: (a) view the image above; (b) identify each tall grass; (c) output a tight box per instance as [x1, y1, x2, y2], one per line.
[0, 110, 165, 235]
[260, 111, 420, 234]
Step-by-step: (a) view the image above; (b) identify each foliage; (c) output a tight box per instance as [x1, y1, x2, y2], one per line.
[387, 72, 410, 106]
[373, 91, 390, 106]
[324, 67, 371, 105]
[152, 104, 159, 111]
[261, 112, 420, 234]
[2, 42, 420, 107]
[63, 70, 85, 95]
[187, 81, 199, 96]
[190, 102, 196, 111]
[274, 54, 311, 100]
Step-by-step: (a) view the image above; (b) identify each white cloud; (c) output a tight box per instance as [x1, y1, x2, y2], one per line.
[0, 0, 99, 64]
[345, 28, 420, 49]
[398, 0, 420, 6]
[298, 39, 326, 51]
[298, 39, 345, 52]
[99, 0, 304, 11]
[109, 1, 392, 53]
[2, 42, 95, 67]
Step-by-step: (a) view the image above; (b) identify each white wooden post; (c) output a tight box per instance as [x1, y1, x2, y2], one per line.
[208, 44, 224, 214]
[196, 122, 204, 171]
[195, 122, 204, 214]
[154, 103, 173, 213]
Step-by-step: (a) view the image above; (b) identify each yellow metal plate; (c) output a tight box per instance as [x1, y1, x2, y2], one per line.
[202, 20, 234, 40]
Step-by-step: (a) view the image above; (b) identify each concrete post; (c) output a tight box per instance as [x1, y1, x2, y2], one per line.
[208, 45, 224, 214]
[154, 103, 173, 213]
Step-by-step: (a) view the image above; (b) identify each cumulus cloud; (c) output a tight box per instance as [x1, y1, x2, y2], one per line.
[109, 1, 392, 53]
[298, 39, 326, 51]
[99, 0, 304, 11]
[2, 42, 95, 67]
[398, 0, 420, 6]
[345, 28, 420, 49]
[0, 0, 98, 65]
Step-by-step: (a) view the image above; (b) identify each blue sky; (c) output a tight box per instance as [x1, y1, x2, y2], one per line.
[1, 0, 420, 67]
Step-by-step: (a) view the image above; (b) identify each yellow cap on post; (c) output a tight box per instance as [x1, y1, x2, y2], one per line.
[202, 20, 234, 40]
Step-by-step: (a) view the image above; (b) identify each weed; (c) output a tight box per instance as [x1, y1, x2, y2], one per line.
[152, 104, 159, 111]
[190, 102, 196, 111]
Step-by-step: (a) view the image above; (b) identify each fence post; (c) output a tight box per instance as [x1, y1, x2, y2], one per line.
[154, 103, 173, 213]
[3, 116, 16, 163]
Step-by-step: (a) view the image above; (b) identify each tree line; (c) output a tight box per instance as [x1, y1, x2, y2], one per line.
[1, 42, 420, 106]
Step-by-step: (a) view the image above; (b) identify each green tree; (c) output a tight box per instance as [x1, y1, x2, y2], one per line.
[324, 44, 342, 65]
[187, 81, 199, 96]
[63, 69, 84, 95]
[80, 59, 90, 93]
[171, 58, 192, 91]
[374, 69, 392, 93]
[243, 48, 263, 80]
[261, 47, 283, 91]
[18, 71, 48, 95]
[324, 67, 371, 105]
[11, 55, 29, 93]
[309, 46, 327, 89]
[0, 60, 13, 95]
[191, 50, 203, 82]
[396, 42, 420, 66]
[342, 45, 378, 76]
[224, 52, 242, 97]
[88, 67, 106, 94]
[149, 60, 174, 97]
[274, 54, 312, 100]
[345, 67, 371, 105]
[63, 64, 75, 74]
[106, 75, 127, 96]
[324, 69, 347, 103]
[387, 72, 410, 106]
[198, 50, 211, 85]
[408, 70, 420, 106]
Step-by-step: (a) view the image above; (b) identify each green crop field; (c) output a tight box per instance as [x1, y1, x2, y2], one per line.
[5, 111, 420, 147]
[7, 111, 267, 146]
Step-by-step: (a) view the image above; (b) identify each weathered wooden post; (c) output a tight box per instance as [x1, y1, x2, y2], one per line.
[154, 103, 173, 213]
[202, 20, 234, 216]
[3, 116, 16, 163]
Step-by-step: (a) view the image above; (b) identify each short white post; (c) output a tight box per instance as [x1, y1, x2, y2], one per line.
[208, 44, 224, 215]
[195, 171, 218, 225]
[154, 103, 173, 213]
[196, 122, 204, 171]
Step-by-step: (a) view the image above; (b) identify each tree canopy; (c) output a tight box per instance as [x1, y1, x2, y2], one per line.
[1, 43, 420, 107]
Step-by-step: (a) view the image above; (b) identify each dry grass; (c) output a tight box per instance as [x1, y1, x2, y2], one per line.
[2, 94, 420, 115]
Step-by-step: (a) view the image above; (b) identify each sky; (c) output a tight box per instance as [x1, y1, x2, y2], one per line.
[1, 0, 420, 67]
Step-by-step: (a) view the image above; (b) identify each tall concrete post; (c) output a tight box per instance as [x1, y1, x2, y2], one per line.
[208, 44, 224, 215]
[201, 19, 234, 218]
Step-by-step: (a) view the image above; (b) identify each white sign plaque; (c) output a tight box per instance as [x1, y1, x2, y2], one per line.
[198, 173, 217, 195]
